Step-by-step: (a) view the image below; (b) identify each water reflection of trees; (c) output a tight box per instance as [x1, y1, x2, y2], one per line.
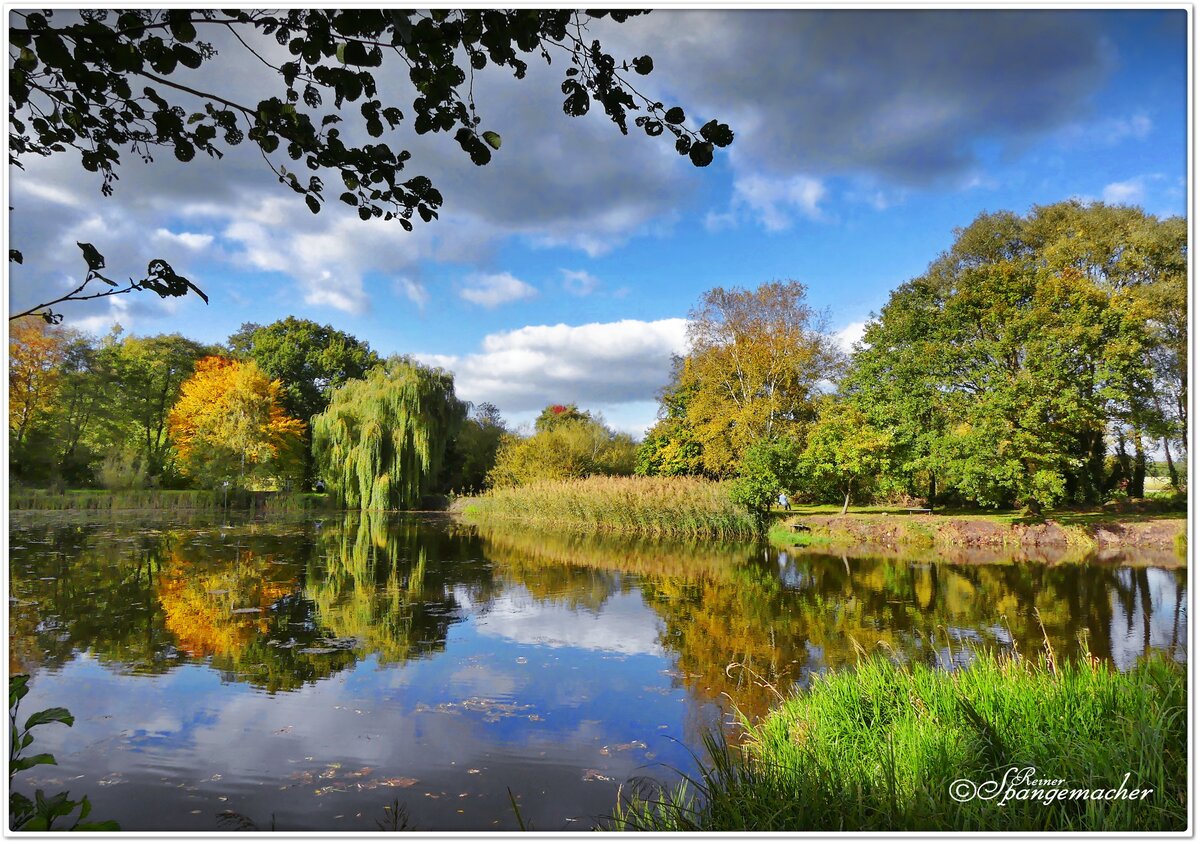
[10, 515, 500, 691]
[9, 518, 1186, 709]
[473, 528, 1187, 720]
[10, 522, 185, 675]
[304, 512, 499, 665]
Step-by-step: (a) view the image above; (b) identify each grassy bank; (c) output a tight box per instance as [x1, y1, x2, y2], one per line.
[453, 476, 759, 539]
[609, 652, 1186, 832]
[9, 488, 221, 511]
[9, 488, 336, 514]
[770, 505, 1187, 559]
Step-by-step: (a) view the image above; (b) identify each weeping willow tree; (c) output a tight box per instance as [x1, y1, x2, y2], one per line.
[311, 357, 466, 509]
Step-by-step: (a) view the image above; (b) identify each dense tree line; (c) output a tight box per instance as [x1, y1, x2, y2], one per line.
[9, 200, 1185, 515]
[637, 201, 1186, 514]
[839, 201, 1185, 511]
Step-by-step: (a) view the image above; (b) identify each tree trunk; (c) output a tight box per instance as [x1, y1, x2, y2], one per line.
[1111, 428, 1131, 493]
[841, 480, 852, 516]
[1161, 437, 1179, 490]
[1130, 433, 1146, 498]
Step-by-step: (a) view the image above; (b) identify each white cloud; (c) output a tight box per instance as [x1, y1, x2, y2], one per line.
[1101, 112, 1153, 144]
[1102, 178, 1145, 205]
[734, 174, 827, 230]
[414, 318, 690, 423]
[560, 269, 601, 296]
[153, 228, 214, 251]
[459, 272, 539, 308]
[834, 320, 867, 353]
[394, 276, 430, 309]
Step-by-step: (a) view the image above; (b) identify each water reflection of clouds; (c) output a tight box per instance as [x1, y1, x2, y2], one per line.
[470, 588, 666, 656]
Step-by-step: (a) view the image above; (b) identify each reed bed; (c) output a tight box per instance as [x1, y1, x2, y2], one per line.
[9, 488, 221, 511]
[454, 475, 758, 539]
[607, 652, 1186, 832]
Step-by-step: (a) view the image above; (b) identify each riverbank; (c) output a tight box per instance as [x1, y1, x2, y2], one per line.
[8, 488, 336, 514]
[770, 507, 1186, 562]
[608, 652, 1186, 832]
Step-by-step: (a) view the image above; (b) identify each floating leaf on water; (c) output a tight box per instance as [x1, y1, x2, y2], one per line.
[515, 657, 527, 664]
[466, 769, 481, 775]
[297, 647, 338, 655]
[582, 769, 613, 782]
[612, 740, 647, 752]
[379, 777, 418, 788]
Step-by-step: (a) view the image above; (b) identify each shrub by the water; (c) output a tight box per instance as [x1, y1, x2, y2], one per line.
[609, 652, 1186, 832]
[455, 475, 758, 539]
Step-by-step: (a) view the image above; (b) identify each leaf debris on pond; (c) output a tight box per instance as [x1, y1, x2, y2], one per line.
[582, 769, 614, 782]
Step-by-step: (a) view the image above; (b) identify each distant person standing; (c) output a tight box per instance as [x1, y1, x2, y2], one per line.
[778, 491, 791, 511]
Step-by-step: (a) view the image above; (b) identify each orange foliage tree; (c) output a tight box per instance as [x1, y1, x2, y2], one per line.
[9, 318, 69, 452]
[167, 356, 305, 489]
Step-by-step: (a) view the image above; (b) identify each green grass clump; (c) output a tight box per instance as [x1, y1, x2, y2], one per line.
[609, 652, 1186, 832]
[455, 476, 758, 539]
[9, 488, 220, 511]
[766, 523, 832, 548]
[262, 491, 336, 514]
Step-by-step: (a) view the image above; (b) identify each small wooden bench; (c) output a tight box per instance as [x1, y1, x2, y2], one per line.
[903, 507, 932, 515]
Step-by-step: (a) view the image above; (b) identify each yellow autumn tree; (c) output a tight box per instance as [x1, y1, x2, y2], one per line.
[641, 281, 843, 477]
[9, 317, 68, 453]
[168, 356, 306, 489]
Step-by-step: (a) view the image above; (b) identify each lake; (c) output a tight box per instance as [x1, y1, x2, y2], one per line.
[8, 512, 1187, 832]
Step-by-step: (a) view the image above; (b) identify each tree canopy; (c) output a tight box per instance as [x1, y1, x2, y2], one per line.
[311, 357, 465, 509]
[488, 404, 637, 487]
[9, 9, 732, 322]
[640, 281, 842, 478]
[228, 317, 380, 420]
[842, 200, 1185, 510]
[167, 356, 306, 489]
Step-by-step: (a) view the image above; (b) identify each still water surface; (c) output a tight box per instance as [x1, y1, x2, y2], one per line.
[8, 512, 1187, 831]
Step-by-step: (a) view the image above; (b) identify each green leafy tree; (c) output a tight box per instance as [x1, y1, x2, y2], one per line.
[801, 399, 892, 515]
[636, 356, 706, 477]
[844, 202, 1174, 512]
[9, 10, 731, 321]
[487, 406, 637, 487]
[104, 331, 218, 482]
[312, 357, 466, 509]
[443, 402, 507, 494]
[228, 317, 380, 486]
[534, 402, 592, 432]
[728, 436, 803, 518]
[228, 318, 380, 422]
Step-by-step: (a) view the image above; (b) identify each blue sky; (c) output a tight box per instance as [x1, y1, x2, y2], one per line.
[8, 9, 1189, 434]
